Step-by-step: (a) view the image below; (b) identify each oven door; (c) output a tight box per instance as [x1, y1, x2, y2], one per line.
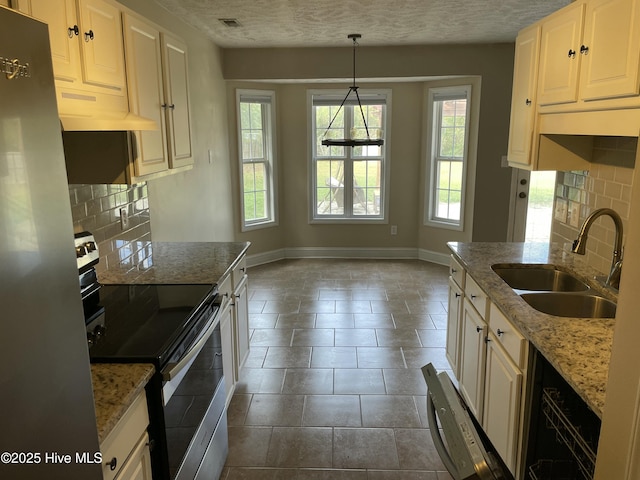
[161, 311, 227, 479]
[421, 363, 513, 480]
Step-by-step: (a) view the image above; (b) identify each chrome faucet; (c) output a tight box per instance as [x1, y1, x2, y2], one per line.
[571, 208, 624, 289]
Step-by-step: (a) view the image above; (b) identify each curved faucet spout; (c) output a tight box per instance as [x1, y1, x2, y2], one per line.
[571, 208, 624, 289]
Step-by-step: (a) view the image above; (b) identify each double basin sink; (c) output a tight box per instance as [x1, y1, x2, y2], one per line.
[491, 264, 616, 319]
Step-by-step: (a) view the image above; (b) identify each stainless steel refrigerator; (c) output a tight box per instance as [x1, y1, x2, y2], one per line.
[0, 6, 101, 479]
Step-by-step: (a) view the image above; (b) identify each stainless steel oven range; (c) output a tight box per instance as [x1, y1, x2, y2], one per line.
[76, 232, 228, 480]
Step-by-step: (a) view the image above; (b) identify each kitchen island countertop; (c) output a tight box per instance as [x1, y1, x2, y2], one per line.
[91, 363, 155, 443]
[449, 241, 617, 418]
[97, 241, 251, 285]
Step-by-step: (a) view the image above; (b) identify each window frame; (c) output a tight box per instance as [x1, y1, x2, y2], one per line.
[424, 85, 473, 231]
[308, 88, 391, 224]
[236, 89, 278, 231]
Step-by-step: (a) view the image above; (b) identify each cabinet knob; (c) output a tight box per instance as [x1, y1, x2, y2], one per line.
[519, 192, 527, 199]
[476, 326, 482, 333]
[525, 98, 532, 106]
[470, 294, 477, 299]
[106, 457, 117, 471]
[455, 292, 461, 298]
[567, 49, 576, 58]
[68, 25, 79, 38]
[497, 329, 505, 336]
[84, 29, 94, 42]
[580, 45, 589, 55]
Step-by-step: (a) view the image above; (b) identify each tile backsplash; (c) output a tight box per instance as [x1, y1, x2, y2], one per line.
[69, 183, 151, 273]
[551, 141, 635, 276]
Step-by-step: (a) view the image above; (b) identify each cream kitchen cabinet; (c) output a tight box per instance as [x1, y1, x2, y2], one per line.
[13, 0, 129, 113]
[458, 296, 488, 420]
[445, 255, 465, 376]
[161, 32, 194, 169]
[537, 0, 640, 107]
[507, 24, 541, 169]
[449, 264, 529, 476]
[231, 255, 250, 369]
[100, 390, 152, 480]
[122, 13, 168, 177]
[123, 14, 193, 175]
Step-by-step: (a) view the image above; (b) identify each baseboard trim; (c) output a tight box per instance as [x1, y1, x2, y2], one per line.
[246, 246, 450, 267]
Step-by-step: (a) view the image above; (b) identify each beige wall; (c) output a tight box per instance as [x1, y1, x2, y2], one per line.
[117, 0, 235, 242]
[225, 44, 515, 257]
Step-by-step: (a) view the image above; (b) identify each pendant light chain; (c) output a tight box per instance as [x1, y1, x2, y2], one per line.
[321, 34, 383, 147]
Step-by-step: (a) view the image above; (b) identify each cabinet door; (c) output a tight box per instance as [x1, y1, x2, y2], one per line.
[14, 0, 81, 83]
[233, 275, 250, 370]
[220, 301, 236, 408]
[483, 335, 522, 474]
[77, 0, 126, 90]
[123, 14, 169, 176]
[579, 0, 640, 101]
[114, 432, 153, 480]
[458, 299, 487, 420]
[507, 25, 540, 169]
[537, 2, 585, 105]
[161, 33, 194, 169]
[446, 277, 463, 376]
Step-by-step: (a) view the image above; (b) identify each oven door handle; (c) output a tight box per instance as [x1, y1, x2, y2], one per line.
[162, 313, 219, 382]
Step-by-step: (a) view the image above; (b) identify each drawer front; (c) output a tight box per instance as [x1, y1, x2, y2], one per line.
[449, 255, 465, 289]
[489, 303, 527, 369]
[100, 390, 149, 480]
[231, 255, 247, 290]
[218, 274, 232, 305]
[465, 274, 488, 319]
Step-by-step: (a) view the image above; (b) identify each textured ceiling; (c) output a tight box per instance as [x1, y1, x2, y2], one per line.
[153, 0, 570, 48]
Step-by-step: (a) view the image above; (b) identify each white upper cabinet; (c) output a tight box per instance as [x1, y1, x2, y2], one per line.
[123, 13, 169, 177]
[537, 0, 640, 107]
[14, 0, 81, 83]
[161, 33, 194, 169]
[15, 0, 126, 92]
[579, 0, 640, 101]
[77, 0, 126, 90]
[537, 2, 585, 106]
[507, 25, 541, 169]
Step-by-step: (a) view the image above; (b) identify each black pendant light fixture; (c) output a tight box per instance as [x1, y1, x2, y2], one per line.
[321, 34, 384, 148]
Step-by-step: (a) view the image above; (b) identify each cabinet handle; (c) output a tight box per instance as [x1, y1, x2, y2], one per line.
[455, 292, 461, 298]
[476, 326, 482, 333]
[580, 45, 589, 55]
[470, 294, 477, 299]
[84, 29, 94, 42]
[567, 49, 576, 58]
[68, 25, 79, 38]
[485, 336, 491, 343]
[106, 457, 117, 471]
[525, 98, 532, 106]
[451, 268, 457, 274]
[497, 329, 505, 337]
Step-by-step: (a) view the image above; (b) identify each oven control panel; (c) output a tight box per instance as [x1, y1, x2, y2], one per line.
[75, 231, 99, 271]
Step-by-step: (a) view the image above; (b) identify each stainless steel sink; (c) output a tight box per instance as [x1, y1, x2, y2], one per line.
[520, 292, 617, 318]
[492, 264, 590, 292]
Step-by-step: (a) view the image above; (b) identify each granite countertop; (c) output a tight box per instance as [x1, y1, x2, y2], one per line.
[98, 241, 251, 285]
[448, 241, 617, 418]
[91, 363, 155, 443]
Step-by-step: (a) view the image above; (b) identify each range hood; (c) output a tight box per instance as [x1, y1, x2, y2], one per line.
[59, 110, 158, 131]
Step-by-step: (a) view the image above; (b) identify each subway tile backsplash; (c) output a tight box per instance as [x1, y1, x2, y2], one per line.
[551, 162, 633, 276]
[69, 184, 151, 274]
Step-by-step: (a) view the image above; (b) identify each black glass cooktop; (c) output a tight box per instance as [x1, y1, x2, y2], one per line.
[88, 283, 217, 367]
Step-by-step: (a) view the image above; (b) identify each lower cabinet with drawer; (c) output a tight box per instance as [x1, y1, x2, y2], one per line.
[448, 262, 531, 477]
[100, 390, 152, 480]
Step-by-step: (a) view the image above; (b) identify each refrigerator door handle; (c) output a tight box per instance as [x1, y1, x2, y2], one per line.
[426, 392, 462, 479]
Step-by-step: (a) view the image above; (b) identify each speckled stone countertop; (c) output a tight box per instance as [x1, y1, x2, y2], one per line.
[91, 363, 155, 443]
[98, 241, 251, 285]
[448, 241, 617, 418]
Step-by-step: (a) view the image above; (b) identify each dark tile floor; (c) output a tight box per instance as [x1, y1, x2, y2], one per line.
[220, 258, 454, 480]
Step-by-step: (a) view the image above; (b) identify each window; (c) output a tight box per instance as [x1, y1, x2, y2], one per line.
[237, 90, 277, 230]
[310, 90, 389, 221]
[425, 86, 472, 229]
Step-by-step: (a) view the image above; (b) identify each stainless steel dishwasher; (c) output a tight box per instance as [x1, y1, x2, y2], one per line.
[422, 363, 514, 480]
